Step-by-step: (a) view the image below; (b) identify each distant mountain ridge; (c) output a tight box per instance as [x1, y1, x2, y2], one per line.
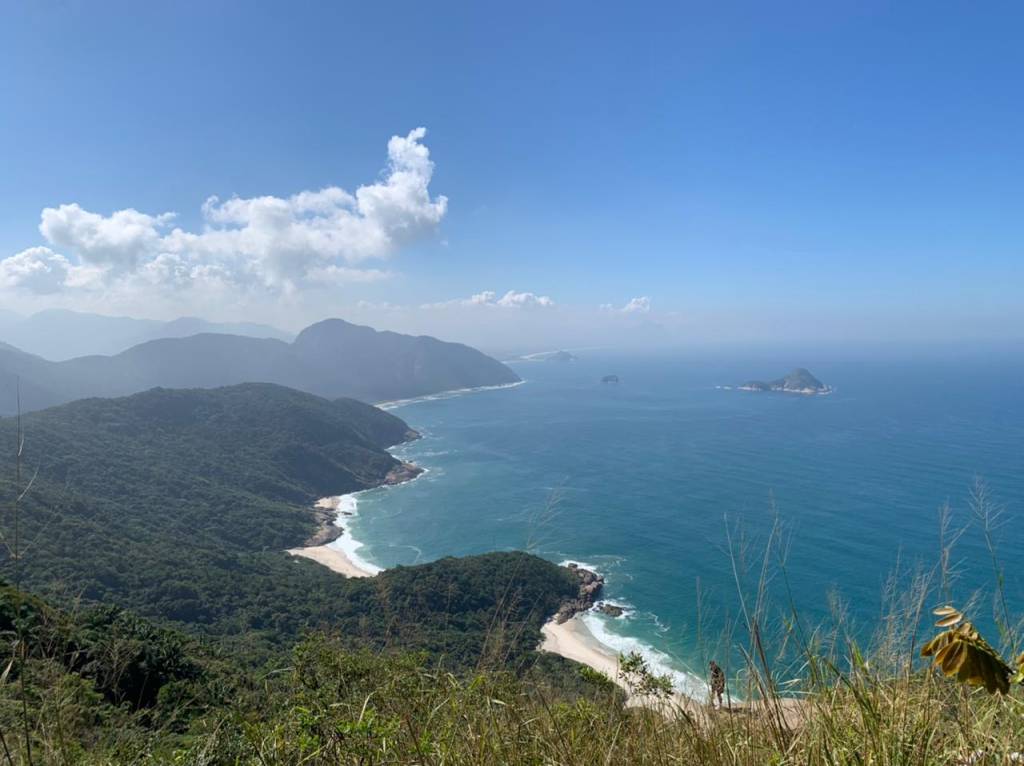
[0, 318, 520, 415]
[0, 308, 292, 361]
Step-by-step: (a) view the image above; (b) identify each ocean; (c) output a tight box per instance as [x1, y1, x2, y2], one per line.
[340, 348, 1024, 690]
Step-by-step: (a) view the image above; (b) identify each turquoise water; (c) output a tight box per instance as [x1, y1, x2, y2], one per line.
[348, 349, 1024, 687]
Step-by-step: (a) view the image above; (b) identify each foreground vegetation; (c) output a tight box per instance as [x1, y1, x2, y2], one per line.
[3, 576, 1024, 765]
[2, 384, 1022, 763]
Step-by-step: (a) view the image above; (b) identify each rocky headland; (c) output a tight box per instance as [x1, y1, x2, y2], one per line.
[553, 563, 606, 623]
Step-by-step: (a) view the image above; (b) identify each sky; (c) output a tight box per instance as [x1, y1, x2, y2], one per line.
[0, 1, 1021, 350]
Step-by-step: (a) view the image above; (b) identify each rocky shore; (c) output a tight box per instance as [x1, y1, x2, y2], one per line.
[385, 461, 423, 485]
[300, 461, 423, 546]
[304, 497, 346, 546]
[554, 563, 606, 623]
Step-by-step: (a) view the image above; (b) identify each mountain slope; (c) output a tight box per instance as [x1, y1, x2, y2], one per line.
[291, 318, 521, 401]
[0, 383, 574, 666]
[0, 318, 520, 415]
[0, 385, 407, 629]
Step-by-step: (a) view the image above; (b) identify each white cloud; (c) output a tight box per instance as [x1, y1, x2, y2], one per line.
[0, 247, 73, 294]
[603, 296, 651, 313]
[40, 205, 175, 272]
[1, 127, 446, 297]
[495, 290, 555, 308]
[622, 296, 651, 313]
[423, 289, 555, 310]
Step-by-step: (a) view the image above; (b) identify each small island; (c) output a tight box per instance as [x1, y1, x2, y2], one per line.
[547, 350, 577, 362]
[601, 374, 620, 383]
[739, 367, 832, 395]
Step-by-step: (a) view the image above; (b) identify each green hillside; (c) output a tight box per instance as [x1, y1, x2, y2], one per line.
[0, 384, 573, 665]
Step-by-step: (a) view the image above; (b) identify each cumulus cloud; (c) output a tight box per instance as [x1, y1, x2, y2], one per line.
[602, 296, 651, 313]
[1, 127, 447, 297]
[40, 206, 175, 272]
[0, 247, 74, 294]
[494, 290, 555, 308]
[622, 296, 651, 313]
[424, 289, 556, 310]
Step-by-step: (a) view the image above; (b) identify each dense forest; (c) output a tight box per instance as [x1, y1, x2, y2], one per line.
[0, 385, 575, 666]
[0, 383, 605, 761]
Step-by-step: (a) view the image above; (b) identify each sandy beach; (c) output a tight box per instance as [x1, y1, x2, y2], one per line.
[541, 616, 627, 684]
[286, 496, 379, 578]
[287, 544, 376, 577]
[542, 615, 805, 725]
[541, 616, 705, 715]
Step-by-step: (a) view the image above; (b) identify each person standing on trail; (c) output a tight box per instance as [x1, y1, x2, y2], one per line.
[709, 660, 726, 709]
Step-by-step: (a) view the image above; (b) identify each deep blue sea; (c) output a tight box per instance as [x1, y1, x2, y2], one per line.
[346, 349, 1024, 688]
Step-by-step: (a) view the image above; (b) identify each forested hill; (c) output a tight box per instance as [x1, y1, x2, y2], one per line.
[0, 317, 520, 415]
[0, 384, 574, 667]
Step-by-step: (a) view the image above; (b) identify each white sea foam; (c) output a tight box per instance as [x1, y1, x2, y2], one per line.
[580, 611, 708, 699]
[322, 460, 430, 575]
[593, 599, 635, 617]
[326, 491, 383, 575]
[558, 559, 604, 576]
[377, 380, 525, 410]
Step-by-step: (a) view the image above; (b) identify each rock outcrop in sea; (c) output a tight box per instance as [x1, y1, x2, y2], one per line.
[739, 367, 832, 395]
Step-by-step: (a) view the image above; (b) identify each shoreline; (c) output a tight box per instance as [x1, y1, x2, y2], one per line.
[542, 615, 806, 724]
[287, 495, 380, 577]
[541, 615, 706, 715]
[376, 380, 525, 411]
[287, 460, 426, 578]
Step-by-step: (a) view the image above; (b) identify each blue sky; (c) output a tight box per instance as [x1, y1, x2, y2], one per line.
[0, 1, 1021, 346]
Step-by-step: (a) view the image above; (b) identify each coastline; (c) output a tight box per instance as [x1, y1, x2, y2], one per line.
[376, 380, 525, 411]
[287, 461, 426, 578]
[541, 615, 706, 715]
[287, 495, 381, 577]
[542, 614, 806, 725]
[292, 376, 526, 576]
[292, 376, 789, 720]
[541, 615, 627, 686]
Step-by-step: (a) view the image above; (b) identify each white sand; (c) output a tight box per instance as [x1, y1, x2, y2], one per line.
[287, 544, 376, 578]
[286, 496, 378, 578]
[541, 616, 704, 716]
[541, 617, 626, 682]
[541, 615, 806, 725]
